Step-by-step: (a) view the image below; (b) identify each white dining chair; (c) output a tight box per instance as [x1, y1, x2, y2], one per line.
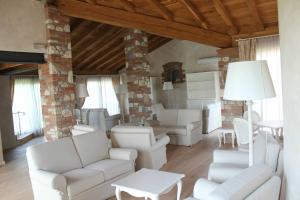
[233, 118, 250, 152]
[243, 110, 261, 132]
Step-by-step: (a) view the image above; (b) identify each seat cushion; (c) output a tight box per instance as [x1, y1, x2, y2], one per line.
[85, 159, 133, 181]
[160, 125, 187, 135]
[208, 163, 247, 183]
[72, 131, 109, 167]
[63, 168, 105, 197]
[27, 137, 82, 173]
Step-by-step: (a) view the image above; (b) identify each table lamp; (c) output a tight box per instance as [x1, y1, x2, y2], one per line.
[76, 83, 89, 123]
[223, 60, 276, 166]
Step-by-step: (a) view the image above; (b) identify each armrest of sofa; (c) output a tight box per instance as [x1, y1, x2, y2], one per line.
[150, 135, 170, 152]
[213, 150, 248, 165]
[187, 121, 202, 131]
[193, 179, 219, 199]
[29, 170, 67, 192]
[109, 148, 138, 161]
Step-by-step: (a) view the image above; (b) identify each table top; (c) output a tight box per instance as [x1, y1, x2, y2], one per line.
[256, 120, 283, 129]
[111, 168, 185, 195]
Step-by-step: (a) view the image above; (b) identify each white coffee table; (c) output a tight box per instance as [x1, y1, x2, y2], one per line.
[111, 168, 185, 200]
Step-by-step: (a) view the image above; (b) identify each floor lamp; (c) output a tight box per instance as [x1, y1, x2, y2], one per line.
[223, 60, 275, 166]
[76, 83, 89, 124]
[163, 81, 174, 108]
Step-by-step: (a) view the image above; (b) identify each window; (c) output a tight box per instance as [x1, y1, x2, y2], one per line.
[253, 36, 283, 121]
[82, 77, 120, 115]
[12, 77, 43, 136]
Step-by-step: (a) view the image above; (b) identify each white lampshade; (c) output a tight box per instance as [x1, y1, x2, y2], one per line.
[76, 83, 89, 98]
[223, 60, 276, 101]
[163, 81, 174, 90]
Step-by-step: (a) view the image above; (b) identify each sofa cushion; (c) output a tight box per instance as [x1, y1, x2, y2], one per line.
[63, 168, 105, 197]
[27, 137, 82, 173]
[208, 163, 247, 183]
[72, 131, 109, 167]
[207, 165, 273, 200]
[177, 109, 202, 126]
[157, 110, 178, 126]
[160, 125, 187, 136]
[85, 159, 132, 181]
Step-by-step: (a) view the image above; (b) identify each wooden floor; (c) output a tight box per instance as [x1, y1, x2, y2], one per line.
[0, 132, 281, 200]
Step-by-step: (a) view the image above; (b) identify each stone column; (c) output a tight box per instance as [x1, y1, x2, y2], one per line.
[124, 29, 152, 123]
[217, 47, 244, 128]
[39, 5, 75, 140]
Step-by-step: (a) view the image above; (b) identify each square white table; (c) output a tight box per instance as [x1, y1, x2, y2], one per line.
[111, 168, 185, 200]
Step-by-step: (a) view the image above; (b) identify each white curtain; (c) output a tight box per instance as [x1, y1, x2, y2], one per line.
[12, 77, 43, 136]
[253, 36, 283, 121]
[83, 77, 120, 115]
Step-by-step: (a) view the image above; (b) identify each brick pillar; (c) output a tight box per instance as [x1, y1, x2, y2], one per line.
[218, 47, 244, 128]
[39, 5, 75, 140]
[124, 29, 152, 123]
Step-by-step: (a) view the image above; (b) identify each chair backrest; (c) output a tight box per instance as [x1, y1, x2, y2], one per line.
[26, 137, 82, 173]
[243, 110, 261, 124]
[177, 109, 202, 126]
[111, 126, 155, 150]
[205, 165, 280, 200]
[72, 130, 110, 167]
[233, 118, 249, 145]
[71, 124, 96, 136]
[157, 109, 178, 126]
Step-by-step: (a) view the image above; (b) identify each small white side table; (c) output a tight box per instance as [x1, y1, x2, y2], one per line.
[112, 168, 185, 200]
[217, 128, 235, 148]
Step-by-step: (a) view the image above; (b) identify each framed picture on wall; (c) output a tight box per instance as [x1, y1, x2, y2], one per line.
[162, 62, 184, 83]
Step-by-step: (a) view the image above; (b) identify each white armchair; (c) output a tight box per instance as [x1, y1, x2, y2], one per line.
[157, 109, 203, 146]
[208, 133, 283, 183]
[71, 124, 96, 136]
[186, 165, 281, 200]
[111, 125, 170, 170]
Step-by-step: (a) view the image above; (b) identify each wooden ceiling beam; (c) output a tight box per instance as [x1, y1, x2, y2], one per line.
[212, 0, 238, 34]
[75, 30, 124, 69]
[231, 26, 278, 41]
[73, 27, 121, 65]
[71, 21, 98, 45]
[146, 0, 173, 21]
[102, 57, 125, 72]
[57, 0, 232, 48]
[96, 52, 124, 71]
[118, 0, 135, 12]
[245, 0, 265, 30]
[85, 0, 96, 4]
[179, 0, 208, 29]
[0, 63, 23, 70]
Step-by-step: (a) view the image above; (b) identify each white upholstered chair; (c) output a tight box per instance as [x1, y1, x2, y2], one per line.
[243, 110, 261, 132]
[110, 125, 170, 170]
[233, 118, 250, 152]
[186, 165, 281, 200]
[208, 133, 283, 183]
[26, 131, 137, 200]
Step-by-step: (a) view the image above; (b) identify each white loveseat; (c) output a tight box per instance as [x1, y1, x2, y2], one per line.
[157, 109, 202, 146]
[208, 133, 283, 183]
[186, 164, 281, 200]
[111, 125, 170, 170]
[26, 131, 137, 200]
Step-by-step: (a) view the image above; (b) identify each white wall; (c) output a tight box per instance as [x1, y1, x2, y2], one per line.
[0, 0, 46, 53]
[278, 0, 300, 199]
[147, 40, 219, 108]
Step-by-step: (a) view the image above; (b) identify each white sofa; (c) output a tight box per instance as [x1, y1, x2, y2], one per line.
[26, 131, 137, 200]
[208, 133, 283, 183]
[111, 125, 170, 170]
[71, 124, 97, 136]
[186, 164, 281, 200]
[157, 109, 202, 146]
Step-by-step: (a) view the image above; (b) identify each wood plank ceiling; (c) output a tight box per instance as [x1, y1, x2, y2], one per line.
[0, 0, 279, 75]
[71, 18, 171, 75]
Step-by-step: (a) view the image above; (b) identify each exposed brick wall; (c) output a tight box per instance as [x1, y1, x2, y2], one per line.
[124, 29, 152, 122]
[39, 5, 75, 140]
[218, 47, 244, 128]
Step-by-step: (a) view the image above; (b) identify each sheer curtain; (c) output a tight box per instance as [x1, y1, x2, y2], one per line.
[253, 36, 283, 121]
[83, 77, 120, 115]
[12, 77, 43, 136]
